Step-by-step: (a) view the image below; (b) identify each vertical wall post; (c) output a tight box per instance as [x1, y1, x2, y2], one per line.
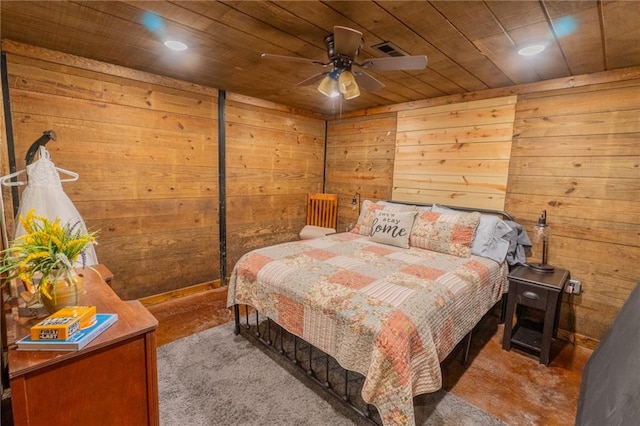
[0, 51, 15, 407]
[322, 121, 328, 193]
[218, 90, 227, 284]
[1, 53, 18, 218]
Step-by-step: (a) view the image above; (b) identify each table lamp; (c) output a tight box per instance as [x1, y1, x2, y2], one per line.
[528, 210, 555, 273]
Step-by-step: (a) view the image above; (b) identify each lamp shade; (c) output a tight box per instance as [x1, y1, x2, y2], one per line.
[338, 71, 360, 99]
[318, 74, 339, 97]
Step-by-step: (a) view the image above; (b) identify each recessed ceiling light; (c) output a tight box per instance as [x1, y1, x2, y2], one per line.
[164, 40, 188, 51]
[518, 45, 546, 56]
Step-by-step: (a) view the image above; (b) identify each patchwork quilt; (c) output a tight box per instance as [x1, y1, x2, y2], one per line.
[227, 232, 508, 425]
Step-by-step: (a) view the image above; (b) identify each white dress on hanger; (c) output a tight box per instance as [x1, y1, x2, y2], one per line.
[14, 147, 98, 267]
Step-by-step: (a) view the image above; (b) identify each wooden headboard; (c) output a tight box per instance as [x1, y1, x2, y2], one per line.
[392, 96, 517, 211]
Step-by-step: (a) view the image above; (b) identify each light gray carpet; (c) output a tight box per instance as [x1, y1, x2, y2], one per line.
[158, 321, 505, 426]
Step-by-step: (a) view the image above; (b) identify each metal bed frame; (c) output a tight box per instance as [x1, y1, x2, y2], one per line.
[232, 304, 480, 426]
[233, 306, 380, 424]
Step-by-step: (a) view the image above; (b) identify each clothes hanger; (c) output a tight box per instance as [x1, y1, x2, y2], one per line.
[0, 145, 79, 187]
[0, 163, 79, 187]
[54, 166, 80, 182]
[1, 130, 56, 187]
[35, 146, 80, 183]
[0, 169, 28, 187]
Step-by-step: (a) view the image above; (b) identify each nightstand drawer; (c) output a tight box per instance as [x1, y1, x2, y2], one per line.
[515, 282, 548, 310]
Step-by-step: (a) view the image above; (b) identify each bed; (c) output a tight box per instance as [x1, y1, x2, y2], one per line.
[227, 201, 526, 425]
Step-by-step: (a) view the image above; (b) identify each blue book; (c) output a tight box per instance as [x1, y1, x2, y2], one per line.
[16, 313, 118, 351]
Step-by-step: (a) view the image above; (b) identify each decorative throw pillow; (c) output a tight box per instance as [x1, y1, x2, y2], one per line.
[351, 200, 416, 236]
[431, 204, 512, 262]
[369, 210, 417, 249]
[409, 211, 481, 257]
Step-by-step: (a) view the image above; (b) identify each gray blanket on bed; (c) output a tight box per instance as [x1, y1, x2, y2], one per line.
[504, 220, 531, 265]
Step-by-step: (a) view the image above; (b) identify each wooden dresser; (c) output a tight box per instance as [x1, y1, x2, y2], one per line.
[7, 266, 159, 426]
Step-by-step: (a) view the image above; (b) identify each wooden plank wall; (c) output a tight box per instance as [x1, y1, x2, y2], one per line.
[507, 79, 640, 342]
[325, 113, 397, 231]
[1, 43, 220, 300]
[393, 96, 517, 211]
[0, 42, 326, 300]
[2, 40, 638, 344]
[224, 94, 326, 275]
[327, 76, 640, 346]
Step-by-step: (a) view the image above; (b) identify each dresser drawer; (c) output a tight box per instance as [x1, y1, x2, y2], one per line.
[514, 282, 548, 310]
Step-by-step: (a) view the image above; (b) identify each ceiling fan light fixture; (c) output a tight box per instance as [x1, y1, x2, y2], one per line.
[318, 74, 340, 98]
[263, 26, 427, 100]
[342, 82, 360, 100]
[338, 70, 360, 99]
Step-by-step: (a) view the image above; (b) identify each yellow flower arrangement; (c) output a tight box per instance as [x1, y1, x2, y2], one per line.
[0, 209, 98, 303]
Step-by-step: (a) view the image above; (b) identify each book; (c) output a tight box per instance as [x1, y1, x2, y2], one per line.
[30, 306, 97, 340]
[17, 313, 118, 351]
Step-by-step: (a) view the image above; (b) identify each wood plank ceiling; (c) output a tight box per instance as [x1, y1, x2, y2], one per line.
[1, 1, 639, 116]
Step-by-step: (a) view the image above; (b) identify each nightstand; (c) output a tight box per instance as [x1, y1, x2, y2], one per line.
[502, 265, 569, 365]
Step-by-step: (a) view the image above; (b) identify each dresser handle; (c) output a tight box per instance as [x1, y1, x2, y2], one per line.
[523, 291, 539, 300]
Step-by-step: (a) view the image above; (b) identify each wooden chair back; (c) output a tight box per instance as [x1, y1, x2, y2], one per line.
[306, 193, 338, 230]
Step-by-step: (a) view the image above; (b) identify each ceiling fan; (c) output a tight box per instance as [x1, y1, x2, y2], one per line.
[261, 26, 428, 100]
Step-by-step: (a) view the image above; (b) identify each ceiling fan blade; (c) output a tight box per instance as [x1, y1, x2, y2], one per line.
[296, 72, 327, 87]
[359, 55, 428, 71]
[261, 53, 327, 66]
[353, 71, 385, 92]
[333, 26, 363, 58]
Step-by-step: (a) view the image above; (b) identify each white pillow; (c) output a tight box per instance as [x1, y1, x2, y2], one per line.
[377, 200, 431, 214]
[299, 225, 336, 240]
[375, 201, 411, 208]
[430, 204, 460, 215]
[369, 210, 417, 249]
[472, 215, 512, 262]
